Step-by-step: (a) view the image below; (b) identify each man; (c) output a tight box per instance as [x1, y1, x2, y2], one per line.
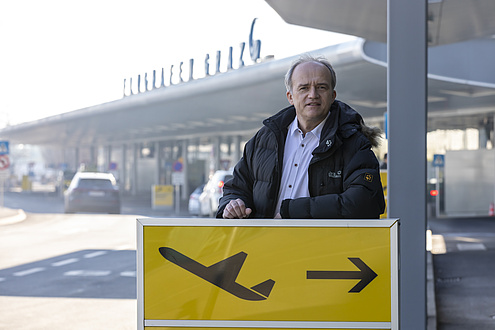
[217, 54, 385, 219]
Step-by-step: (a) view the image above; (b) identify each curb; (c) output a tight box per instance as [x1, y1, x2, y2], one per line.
[427, 251, 437, 330]
[0, 209, 27, 225]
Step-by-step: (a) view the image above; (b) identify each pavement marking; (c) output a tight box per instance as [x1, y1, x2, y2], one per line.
[120, 271, 136, 277]
[14, 267, 46, 276]
[83, 251, 107, 258]
[64, 270, 111, 276]
[51, 258, 79, 267]
[456, 243, 486, 251]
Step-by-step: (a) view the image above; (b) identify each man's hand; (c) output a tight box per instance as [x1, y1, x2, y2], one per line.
[223, 198, 252, 219]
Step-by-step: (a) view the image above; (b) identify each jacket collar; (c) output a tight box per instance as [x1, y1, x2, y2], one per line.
[263, 100, 363, 153]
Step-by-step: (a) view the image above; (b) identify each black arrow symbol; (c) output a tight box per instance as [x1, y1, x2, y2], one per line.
[307, 257, 377, 293]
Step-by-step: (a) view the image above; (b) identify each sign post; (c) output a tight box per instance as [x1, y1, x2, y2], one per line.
[137, 218, 399, 329]
[172, 159, 184, 214]
[0, 141, 10, 208]
[433, 154, 445, 217]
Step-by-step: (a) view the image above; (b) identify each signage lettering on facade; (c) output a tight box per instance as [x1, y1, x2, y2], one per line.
[124, 18, 262, 97]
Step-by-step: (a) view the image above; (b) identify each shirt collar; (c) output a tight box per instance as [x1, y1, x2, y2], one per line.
[288, 111, 331, 139]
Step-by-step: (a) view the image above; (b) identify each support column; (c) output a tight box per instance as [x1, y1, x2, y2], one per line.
[121, 144, 127, 193]
[105, 145, 112, 172]
[388, 0, 427, 328]
[90, 146, 97, 170]
[74, 147, 80, 171]
[154, 141, 161, 185]
[233, 135, 241, 163]
[182, 139, 189, 199]
[211, 137, 221, 174]
[132, 143, 139, 196]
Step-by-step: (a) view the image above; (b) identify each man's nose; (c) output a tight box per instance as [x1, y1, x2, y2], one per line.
[309, 86, 319, 98]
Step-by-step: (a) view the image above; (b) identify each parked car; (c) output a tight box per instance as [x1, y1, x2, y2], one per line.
[199, 170, 233, 217]
[64, 172, 120, 214]
[188, 184, 205, 215]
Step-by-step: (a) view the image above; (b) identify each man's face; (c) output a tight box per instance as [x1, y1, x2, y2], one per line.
[286, 61, 336, 128]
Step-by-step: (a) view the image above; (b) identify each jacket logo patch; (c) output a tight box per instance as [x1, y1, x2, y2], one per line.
[326, 139, 332, 147]
[328, 170, 342, 178]
[364, 173, 373, 182]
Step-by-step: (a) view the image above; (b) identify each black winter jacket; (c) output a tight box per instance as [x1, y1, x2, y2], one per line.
[216, 100, 386, 219]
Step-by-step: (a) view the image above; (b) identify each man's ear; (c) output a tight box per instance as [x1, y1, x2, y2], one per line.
[286, 91, 294, 105]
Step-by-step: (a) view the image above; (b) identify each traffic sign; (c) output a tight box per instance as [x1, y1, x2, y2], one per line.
[0, 155, 10, 170]
[433, 154, 445, 167]
[0, 141, 9, 155]
[172, 159, 183, 172]
[137, 218, 399, 329]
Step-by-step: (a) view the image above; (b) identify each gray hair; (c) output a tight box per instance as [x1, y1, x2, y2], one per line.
[284, 54, 337, 93]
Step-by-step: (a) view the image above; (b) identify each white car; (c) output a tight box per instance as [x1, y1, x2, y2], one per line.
[199, 170, 233, 217]
[188, 184, 205, 215]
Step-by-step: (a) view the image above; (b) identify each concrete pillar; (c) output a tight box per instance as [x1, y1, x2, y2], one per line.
[492, 114, 495, 148]
[132, 143, 139, 196]
[233, 135, 242, 163]
[121, 144, 127, 193]
[387, 0, 427, 327]
[74, 147, 79, 171]
[90, 146, 97, 168]
[105, 145, 112, 171]
[182, 139, 189, 199]
[211, 136, 221, 174]
[155, 141, 161, 185]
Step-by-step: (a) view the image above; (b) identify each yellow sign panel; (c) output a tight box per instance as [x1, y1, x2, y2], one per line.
[380, 170, 388, 219]
[152, 185, 173, 206]
[138, 219, 398, 329]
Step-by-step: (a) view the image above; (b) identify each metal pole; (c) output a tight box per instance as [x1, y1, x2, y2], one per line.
[0, 176, 4, 208]
[387, 0, 428, 328]
[436, 166, 440, 218]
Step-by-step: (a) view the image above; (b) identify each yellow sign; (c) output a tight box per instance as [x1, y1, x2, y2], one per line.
[137, 219, 398, 329]
[152, 185, 173, 207]
[380, 170, 388, 219]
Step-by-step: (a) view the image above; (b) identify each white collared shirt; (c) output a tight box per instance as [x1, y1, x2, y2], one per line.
[274, 114, 329, 216]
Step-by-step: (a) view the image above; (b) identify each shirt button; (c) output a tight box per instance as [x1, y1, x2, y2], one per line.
[301, 144, 305, 147]
[294, 163, 298, 167]
[288, 185, 292, 188]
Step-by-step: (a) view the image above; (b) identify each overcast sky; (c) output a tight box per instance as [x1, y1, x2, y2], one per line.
[0, 0, 355, 127]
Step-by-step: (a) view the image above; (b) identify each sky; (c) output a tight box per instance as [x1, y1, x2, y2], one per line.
[0, 0, 355, 127]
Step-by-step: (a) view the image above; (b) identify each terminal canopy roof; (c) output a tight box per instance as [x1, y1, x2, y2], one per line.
[1, 1, 495, 147]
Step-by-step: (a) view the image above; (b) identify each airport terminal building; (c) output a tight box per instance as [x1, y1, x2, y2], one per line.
[1, 1, 495, 217]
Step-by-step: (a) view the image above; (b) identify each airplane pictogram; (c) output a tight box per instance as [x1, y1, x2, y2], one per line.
[159, 247, 275, 301]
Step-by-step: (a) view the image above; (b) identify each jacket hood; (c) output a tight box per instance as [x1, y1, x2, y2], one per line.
[264, 100, 382, 148]
[335, 100, 383, 148]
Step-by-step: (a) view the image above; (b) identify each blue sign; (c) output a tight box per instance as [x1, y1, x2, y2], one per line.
[173, 160, 183, 172]
[433, 154, 445, 167]
[0, 141, 9, 155]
